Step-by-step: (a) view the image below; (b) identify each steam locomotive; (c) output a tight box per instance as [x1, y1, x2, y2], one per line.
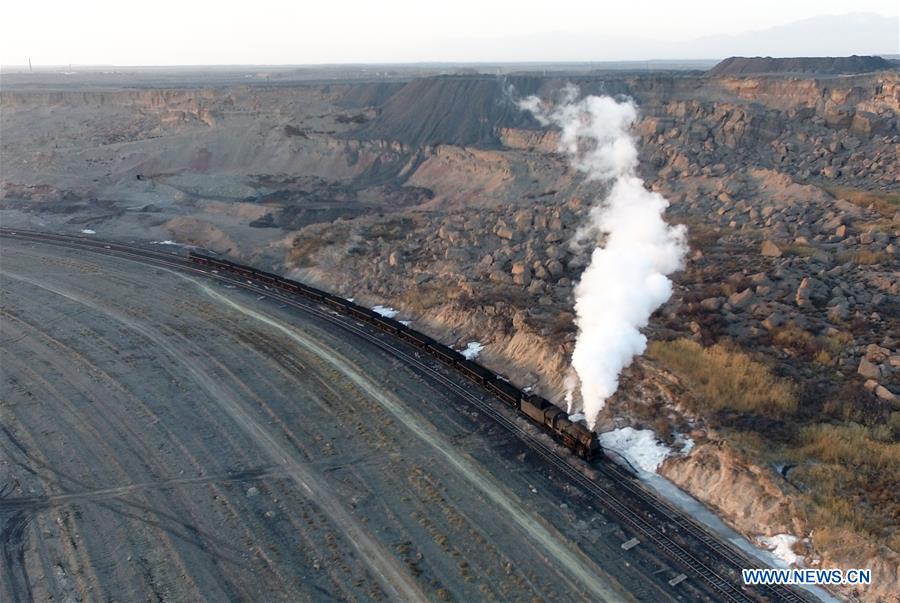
[188, 251, 601, 460]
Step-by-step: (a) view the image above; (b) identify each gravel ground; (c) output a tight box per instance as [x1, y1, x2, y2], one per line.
[0, 239, 706, 602]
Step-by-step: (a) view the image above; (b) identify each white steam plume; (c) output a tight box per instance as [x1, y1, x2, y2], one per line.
[520, 85, 687, 428]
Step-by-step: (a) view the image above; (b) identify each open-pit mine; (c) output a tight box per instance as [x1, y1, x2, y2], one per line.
[1, 57, 898, 602]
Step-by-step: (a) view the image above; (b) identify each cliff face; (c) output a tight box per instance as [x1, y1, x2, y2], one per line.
[660, 443, 900, 603]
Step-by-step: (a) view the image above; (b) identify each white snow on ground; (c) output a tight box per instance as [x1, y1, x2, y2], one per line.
[399, 320, 412, 327]
[759, 534, 803, 567]
[372, 305, 399, 318]
[80, 229, 96, 234]
[150, 240, 179, 245]
[674, 433, 695, 455]
[598, 427, 671, 472]
[599, 427, 838, 602]
[460, 341, 484, 360]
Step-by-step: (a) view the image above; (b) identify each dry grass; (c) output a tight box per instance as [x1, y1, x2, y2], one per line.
[771, 327, 855, 361]
[820, 184, 900, 218]
[836, 249, 890, 265]
[797, 423, 900, 470]
[674, 216, 722, 251]
[772, 325, 816, 352]
[790, 424, 900, 561]
[822, 330, 854, 355]
[647, 339, 798, 416]
[784, 243, 818, 258]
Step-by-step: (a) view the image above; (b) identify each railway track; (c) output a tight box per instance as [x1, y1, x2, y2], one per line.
[1, 228, 819, 603]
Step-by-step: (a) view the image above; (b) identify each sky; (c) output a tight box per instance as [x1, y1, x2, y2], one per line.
[1, 0, 898, 66]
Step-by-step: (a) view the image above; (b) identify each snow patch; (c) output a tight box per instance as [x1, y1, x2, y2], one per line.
[461, 342, 484, 360]
[758, 534, 803, 567]
[150, 240, 179, 246]
[674, 433, 695, 455]
[598, 427, 671, 473]
[372, 305, 399, 318]
[399, 320, 412, 327]
[80, 229, 96, 234]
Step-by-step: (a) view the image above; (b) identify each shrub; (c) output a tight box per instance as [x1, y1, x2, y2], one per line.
[647, 339, 798, 416]
[772, 326, 817, 354]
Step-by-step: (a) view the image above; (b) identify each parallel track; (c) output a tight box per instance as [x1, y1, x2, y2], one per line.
[1, 229, 818, 603]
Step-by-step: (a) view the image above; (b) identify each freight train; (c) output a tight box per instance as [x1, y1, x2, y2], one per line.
[188, 251, 601, 460]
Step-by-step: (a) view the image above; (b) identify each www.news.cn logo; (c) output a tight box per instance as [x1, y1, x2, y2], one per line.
[743, 568, 871, 586]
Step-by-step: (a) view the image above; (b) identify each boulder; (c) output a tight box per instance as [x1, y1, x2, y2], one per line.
[857, 357, 881, 380]
[445, 248, 470, 262]
[700, 297, 723, 311]
[761, 240, 782, 257]
[875, 385, 897, 402]
[496, 226, 515, 240]
[511, 261, 532, 286]
[514, 210, 533, 232]
[795, 277, 816, 307]
[545, 231, 563, 244]
[728, 288, 755, 309]
[488, 270, 510, 283]
[827, 301, 849, 322]
[526, 279, 544, 294]
[866, 344, 891, 363]
[546, 260, 565, 278]
[510, 261, 529, 276]
[762, 312, 788, 330]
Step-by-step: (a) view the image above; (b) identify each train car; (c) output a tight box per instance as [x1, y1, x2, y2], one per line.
[486, 378, 522, 408]
[348, 305, 380, 323]
[280, 280, 301, 293]
[289, 280, 325, 301]
[521, 394, 551, 424]
[427, 343, 465, 366]
[398, 328, 435, 349]
[234, 265, 255, 278]
[272, 275, 295, 291]
[372, 315, 404, 334]
[456, 359, 495, 385]
[322, 294, 351, 312]
[254, 270, 278, 285]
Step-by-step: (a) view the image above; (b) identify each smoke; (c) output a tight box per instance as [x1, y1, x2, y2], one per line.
[520, 85, 687, 428]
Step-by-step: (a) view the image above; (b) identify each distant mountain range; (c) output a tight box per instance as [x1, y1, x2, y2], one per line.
[427, 13, 899, 62]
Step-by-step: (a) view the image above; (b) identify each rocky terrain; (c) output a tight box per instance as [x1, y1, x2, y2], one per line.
[2, 60, 898, 601]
